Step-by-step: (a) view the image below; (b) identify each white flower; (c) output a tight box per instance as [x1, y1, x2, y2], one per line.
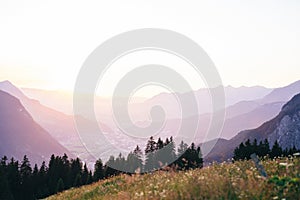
[279, 163, 293, 167]
[279, 162, 288, 166]
[293, 152, 300, 156]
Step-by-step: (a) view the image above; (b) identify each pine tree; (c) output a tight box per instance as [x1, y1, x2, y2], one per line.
[73, 173, 82, 187]
[0, 156, 13, 200]
[48, 154, 57, 194]
[70, 158, 82, 187]
[233, 142, 246, 160]
[32, 164, 39, 197]
[7, 158, 21, 199]
[20, 155, 33, 199]
[37, 161, 49, 198]
[86, 170, 93, 184]
[271, 140, 282, 158]
[176, 141, 189, 170]
[133, 145, 143, 173]
[82, 163, 89, 185]
[105, 156, 117, 177]
[177, 140, 188, 156]
[56, 178, 64, 193]
[61, 153, 71, 188]
[93, 159, 104, 181]
[263, 139, 270, 156]
[144, 136, 157, 172]
[185, 143, 200, 169]
[196, 146, 204, 168]
[168, 137, 176, 162]
[155, 137, 165, 168]
[115, 153, 126, 174]
[127, 148, 143, 174]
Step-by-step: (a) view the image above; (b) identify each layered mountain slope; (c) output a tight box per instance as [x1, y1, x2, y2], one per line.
[0, 81, 112, 162]
[261, 80, 300, 104]
[205, 93, 300, 162]
[0, 90, 70, 164]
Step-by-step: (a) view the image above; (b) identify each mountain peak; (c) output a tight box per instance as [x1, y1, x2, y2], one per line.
[0, 80, 14, 85]
[281, 93, 300, 114]
[0, 80, 26, 100]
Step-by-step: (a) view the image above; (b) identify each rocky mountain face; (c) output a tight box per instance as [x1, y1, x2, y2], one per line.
[0, 90, 71, 165]
[265, 93, 300, 149]
[205, 93, 300, 163]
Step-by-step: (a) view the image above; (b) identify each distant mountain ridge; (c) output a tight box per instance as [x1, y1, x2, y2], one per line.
[261, 80, 300, 104]
[0, 80, 113, 164]
[2, 80, 300, 165]
[205, 92, 300, 162]
[0, 90, 70, 165]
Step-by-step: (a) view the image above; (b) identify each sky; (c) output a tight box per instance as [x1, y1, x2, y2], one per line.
[0, 0, 300, 96]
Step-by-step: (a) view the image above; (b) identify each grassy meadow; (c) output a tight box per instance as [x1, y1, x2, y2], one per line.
[47, 156, 300, 200]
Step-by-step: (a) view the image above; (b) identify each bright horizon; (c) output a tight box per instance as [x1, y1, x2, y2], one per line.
[1, 0, 300, 96]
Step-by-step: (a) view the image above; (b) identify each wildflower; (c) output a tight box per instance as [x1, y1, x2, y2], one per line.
[279, 162, 288, 166]
[279, 163, 293, 167]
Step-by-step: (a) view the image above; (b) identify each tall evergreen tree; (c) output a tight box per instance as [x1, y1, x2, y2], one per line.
[86, 170, 93, 184]
[82, 163, 89, 185]
[115, 153, 126, 174]
[56, 178, 64, 193]
[105, 156, 117, 177]
[37, 161, 49, 198]
[7, 158, 21, 199]
[133, 145, 143, 173]
[270, 140, 282, 158]
[20, 155, 33, 199]
[155, 137, 165, 168]
[127, 146, 143, 174]
[176, 141, 189, 169]
[94, 159, 104, 181]
[165, 137, 176, 166]
[144, 136, 157, 172]
[70, 158, 82, 187]
[0, 156, 13, 200]
[73, 173, 82, 187]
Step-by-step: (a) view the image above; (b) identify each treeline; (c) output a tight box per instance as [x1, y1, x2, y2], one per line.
[0, 136, 203, 200]
[233, 139, 299, 160]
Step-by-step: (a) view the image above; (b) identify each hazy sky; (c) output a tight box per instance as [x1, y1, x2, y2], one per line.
[0, 0, 300, 94]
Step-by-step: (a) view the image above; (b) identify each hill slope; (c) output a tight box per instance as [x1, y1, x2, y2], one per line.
[0, 90, 70, 164]
[47, 157, 300, 200]
[0, 81, 113, 163]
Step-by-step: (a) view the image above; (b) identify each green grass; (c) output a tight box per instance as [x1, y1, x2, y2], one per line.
[47, 157, 300, 200]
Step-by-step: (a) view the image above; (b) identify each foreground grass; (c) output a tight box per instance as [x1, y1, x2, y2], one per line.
[47, 157, 300, 200]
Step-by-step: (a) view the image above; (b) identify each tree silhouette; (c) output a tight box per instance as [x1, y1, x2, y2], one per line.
[56, 178, 64, 193]
[0, 135, 209, 199]
[233, 139, 295, 160]
[270, 140, 282, 158]
[144, 136, 157, 171]
[93, 159, 104, 181]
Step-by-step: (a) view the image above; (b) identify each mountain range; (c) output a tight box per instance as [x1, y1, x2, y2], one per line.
[0, 90, 70, 165]
[1, 80, 300, 165]
[0, 80, 113, 165]
[205, 92, 300, 162]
